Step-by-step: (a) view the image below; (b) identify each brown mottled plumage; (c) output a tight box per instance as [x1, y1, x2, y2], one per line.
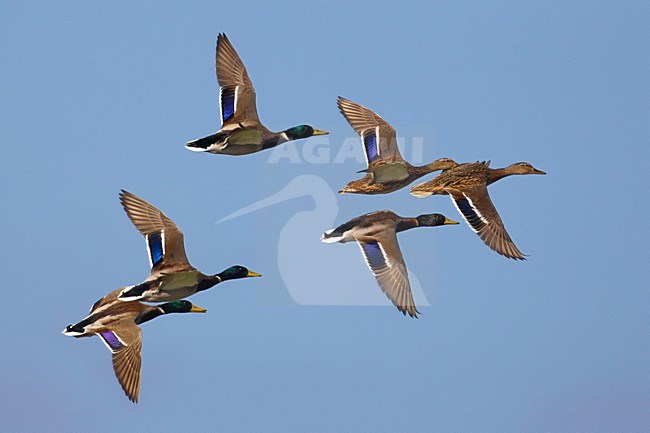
[337, 97, 457, 194]
[410, 161, 546, 260]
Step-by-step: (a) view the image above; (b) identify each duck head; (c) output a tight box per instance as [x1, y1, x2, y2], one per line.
[160, 300, 207, 314]
[284, 125, 329, 140]
[426, 157, 458, 171]
[416, 213, 460, 227]
[507, 162, 546, 175]
[218, 265, 262, 281]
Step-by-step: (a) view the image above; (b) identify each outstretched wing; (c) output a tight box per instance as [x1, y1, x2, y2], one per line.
[215, 33, 259, 126]
[449, 185, 525, 260]
[356, 230, 418, 318]
[337, 97, 403, 167]
[97, 322, 142, 403]
[119, 190, 190, 270]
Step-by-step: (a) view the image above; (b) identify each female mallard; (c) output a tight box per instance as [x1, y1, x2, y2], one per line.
[185, 34, 328, 155]
[410, 161, 546, 260]
[117, 190, 261, 302]
[62, 288, 206, 403]
[321, 210, 458, 317]
[337, 97, 458, 194]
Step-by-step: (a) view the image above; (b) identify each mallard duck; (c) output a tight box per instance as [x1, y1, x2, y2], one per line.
[337, 97, 457, 194]
[410, 161, 546, 260]
[117, 190, 261, 302]
[321, 210, 459, 317]
[185, 34, 328, 155]
[62, 288, 206, 403]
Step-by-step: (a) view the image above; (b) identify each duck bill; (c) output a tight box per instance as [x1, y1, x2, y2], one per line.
[444, 218, 460, 225]
[247, 270, 262, 277]
[533, 168, 546, 175]
[190, 306, 207, 313]
[312, 129, 328, 136]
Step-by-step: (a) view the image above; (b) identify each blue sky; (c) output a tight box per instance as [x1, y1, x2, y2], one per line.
[1, 1, 648, 432]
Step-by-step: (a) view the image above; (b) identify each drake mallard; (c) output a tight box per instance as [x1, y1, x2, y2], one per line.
[63, 288, 206, 403]
[185, 34, 328, 155]
[410, 161, 546, 260]
[117, 190, 261, 302]
[337, 97, 457, 194]
[321, 210, 459, 317]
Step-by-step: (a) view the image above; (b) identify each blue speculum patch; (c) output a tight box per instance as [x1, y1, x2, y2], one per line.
[361, 241, 385, 270]
[99, 331, 122, 351]
[455, 198, 481, 230]
[221, 87, 236, 122]
[363, 132, 378, 163]
[147, 232, 164, 267]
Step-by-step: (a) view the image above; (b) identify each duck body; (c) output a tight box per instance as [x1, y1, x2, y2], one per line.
[120, 269, 205, 302]
[322, 210, 421, 243]
[337, 97, 455, 194]
[119, 266, 258, 302]
[185, 34, 327, 156]
[62, 288, 206, 403]
[64, 289, 151, 338]
[186, 121, 294, 156]
[322, 210, 459, 318]
[116, 190, 261, 303]
[411, 161, 491, 195]
[410, 161, 546, 260]
[339, 159, 458, 194]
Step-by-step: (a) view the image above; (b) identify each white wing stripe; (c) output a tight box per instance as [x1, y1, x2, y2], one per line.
[451, 196, 480, 234]
[145, 235, 154, 268]
[358, 242, 375, 270]
[375, 126, 381, 158]
[234, 85, 239, 115]
[219, 87, 224, 124]
[378, 242, 392, 268]
[161, 230, 166, 258]
[464, 193, 490, 225]
[97, 330, 128, 354]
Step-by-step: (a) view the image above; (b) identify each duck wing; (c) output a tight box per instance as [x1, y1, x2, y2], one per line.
[97, 321, 142, 403]
[337, 97, 404, 168]
[356, 230, 418, 318]
[119, 190, 191, 271]
[449, 185, 525, 260]
[215, 33, 260, 126]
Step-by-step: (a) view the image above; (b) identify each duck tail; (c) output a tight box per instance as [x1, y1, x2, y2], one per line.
[321, 228, 344, 243]
[61, 323, 86, 336]
[117, 284, 147, 302]
[185, 133, 223, 152]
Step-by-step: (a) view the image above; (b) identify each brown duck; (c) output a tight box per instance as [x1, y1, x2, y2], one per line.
[337, 97, 457, 194]
[410, 161, 545, 260]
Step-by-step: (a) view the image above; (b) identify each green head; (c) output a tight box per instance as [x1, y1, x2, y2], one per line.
[218, 265, 262, 281]
[160, 300, 207, 314]
[416, 213, 459, 227]
[284, 125, 329, 140]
